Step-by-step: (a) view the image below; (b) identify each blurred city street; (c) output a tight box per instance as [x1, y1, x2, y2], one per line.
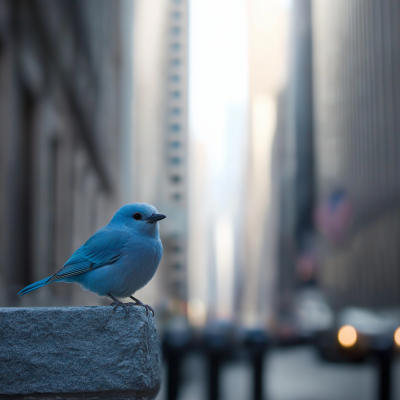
[2, 0, 400, 398]
[158, 346, 400, 400]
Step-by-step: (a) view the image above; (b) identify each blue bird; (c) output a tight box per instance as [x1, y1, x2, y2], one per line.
[18, 203, 166, 315]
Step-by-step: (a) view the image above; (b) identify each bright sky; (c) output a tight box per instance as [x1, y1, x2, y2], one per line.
[189, 0, 248, 165]
[188, 0, 291, 322]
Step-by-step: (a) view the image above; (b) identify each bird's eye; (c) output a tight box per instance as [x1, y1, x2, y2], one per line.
[133, 213, 142, 220]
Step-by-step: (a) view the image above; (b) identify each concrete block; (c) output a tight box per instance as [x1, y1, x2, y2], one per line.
[0, 306, 161, 399]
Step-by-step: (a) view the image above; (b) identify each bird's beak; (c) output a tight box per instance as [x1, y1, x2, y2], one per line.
[147, 213, 166, 223]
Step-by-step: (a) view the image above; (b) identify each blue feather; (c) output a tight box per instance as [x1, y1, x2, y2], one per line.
[18, 277, 52, 297]
[48, 229, 130, 282]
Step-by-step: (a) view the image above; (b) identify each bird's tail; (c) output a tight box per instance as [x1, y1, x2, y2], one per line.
[18, 277, 52, 297]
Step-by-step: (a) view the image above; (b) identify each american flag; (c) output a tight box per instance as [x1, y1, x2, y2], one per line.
[314, 189, 353, 244]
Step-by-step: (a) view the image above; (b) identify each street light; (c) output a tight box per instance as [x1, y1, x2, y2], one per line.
[338, 325, 357, 347]
[394, 327, 400, 347]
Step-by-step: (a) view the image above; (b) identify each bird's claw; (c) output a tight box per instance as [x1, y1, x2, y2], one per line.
[109, 301, 130, 314]
[128, 299, 155, 317]
[146, 304, 155, 317]
[128, 302, 148, 316]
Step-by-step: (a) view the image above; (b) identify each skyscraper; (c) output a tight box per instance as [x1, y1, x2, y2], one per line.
[242, 0, 290, 327]
[133, 0, 189, 315]
[312, 0, 400, 308]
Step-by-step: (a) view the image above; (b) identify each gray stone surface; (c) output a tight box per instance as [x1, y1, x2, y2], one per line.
[0, 307, 161, 399]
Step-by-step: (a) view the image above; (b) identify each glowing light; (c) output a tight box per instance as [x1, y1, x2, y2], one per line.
[394, 327, 400, 346]
[188, 299, 206, 327]
[338, 325, 357, 347]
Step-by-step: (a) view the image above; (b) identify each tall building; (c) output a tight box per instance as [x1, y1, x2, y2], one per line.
[0, 0, 133, 307]
[242, 0, 290, 327]
[132, 0, 189, 316]
[273, 0, 315, 328]
[312, 0, 400, 308]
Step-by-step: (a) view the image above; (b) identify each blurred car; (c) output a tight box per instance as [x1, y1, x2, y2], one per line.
[276, 289, 334, 345]
[315, 307, 400, 362]
[294, 288, 334, 339]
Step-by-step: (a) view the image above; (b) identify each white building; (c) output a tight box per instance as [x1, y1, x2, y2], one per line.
[132, 0, 189, 315]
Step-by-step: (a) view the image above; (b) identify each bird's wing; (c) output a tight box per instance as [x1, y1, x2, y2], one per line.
[48, 229, 130, 282]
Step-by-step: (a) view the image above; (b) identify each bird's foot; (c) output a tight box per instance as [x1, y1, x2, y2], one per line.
[129, 296, 155, 317]
[108, 294, 130, 314]
[110, 300, 131, 314]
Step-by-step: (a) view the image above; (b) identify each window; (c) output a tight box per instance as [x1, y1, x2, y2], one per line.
[172, 11, 181, 20]
[170, 175, 182, 183]
[169, 141, 181, 149]
[170, 157, 181, 165]
[172, 245, 181, 253]
[171, 26, 180, 36]
[170, 123, 181, 133]
[171, 43, 181, 51]
[170, 75, 180, 83]
[174, 280, 183, 294]
[172, 193, 182, 201]
[171, 107, 181, 115]
[171, 58, 181, 67]
[171, 90, 181, 99]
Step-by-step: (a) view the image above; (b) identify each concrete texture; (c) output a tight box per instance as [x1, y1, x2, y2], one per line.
[0, 306, 161, 399]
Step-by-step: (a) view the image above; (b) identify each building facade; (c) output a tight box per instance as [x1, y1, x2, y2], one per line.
[312, 0, 400, 308]
[242, 0, 290, 328]
[132, 0, 189, 317]
[0, 0, 133, 307]
[265, 0, 316, 332]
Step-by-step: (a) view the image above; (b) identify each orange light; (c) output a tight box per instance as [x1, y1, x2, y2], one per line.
[394, 328, 400, 346]
[338, 325, 357, 347]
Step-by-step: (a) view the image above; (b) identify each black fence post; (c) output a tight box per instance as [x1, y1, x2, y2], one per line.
[243, 328, 269, 400]
[377, 350, 393, 400]
[207, 349, 222, 400]
[163, 329, 190, 400]
[371, 336, 395, 400]
[204, 327, 232, 400]
[252, 351, 264, 400]
[166, 351, 182, 400]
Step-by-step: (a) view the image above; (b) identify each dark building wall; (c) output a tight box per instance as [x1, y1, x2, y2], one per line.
[293, 0, 314, 242]
[312, 0, 400, 308]
[273, 0, 314, 320]
[0, 0, 131, 306]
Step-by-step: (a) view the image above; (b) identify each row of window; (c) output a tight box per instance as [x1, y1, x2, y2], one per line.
[169, 0, 184, 203]
[170, 1, 186, 287]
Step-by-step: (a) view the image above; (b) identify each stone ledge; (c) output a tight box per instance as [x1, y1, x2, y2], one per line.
[0, 307, 161, 399]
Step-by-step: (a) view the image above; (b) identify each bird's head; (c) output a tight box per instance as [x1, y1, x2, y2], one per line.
[110, 203, 166, 237]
